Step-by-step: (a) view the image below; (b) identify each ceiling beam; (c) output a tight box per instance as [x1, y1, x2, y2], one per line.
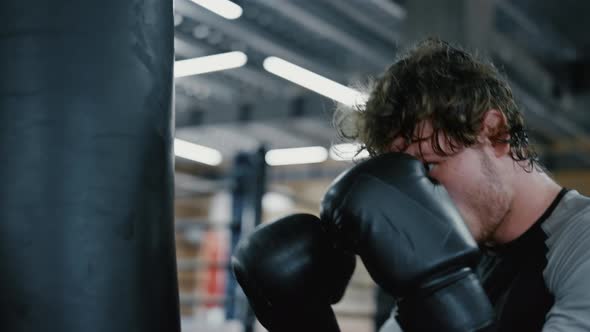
[174, 34, 292, 98]
[174, 0, 348, 82]
[323, 0, 401, 47]
[252, 0, 393, 69]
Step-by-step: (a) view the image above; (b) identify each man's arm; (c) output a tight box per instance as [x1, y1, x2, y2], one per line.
[543, 205, 590, 331]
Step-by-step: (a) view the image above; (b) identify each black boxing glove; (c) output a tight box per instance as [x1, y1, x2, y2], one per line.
[320, 152, 495, 332]
[231, 213, 356, 332]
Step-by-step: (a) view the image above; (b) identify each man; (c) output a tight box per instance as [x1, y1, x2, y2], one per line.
[333, 38, 590, 331]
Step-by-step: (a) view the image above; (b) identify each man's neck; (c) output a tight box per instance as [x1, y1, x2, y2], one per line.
[492, 168, 562, 244]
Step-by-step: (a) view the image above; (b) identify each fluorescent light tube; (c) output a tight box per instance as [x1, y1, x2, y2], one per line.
[175, 51, 247, 78]
[262, 192, 295, 213]
[263, 56, 368, 107]
[189, 0, 243, 20]
[265, 146, 328, 166]
[174, 138, 223, 166]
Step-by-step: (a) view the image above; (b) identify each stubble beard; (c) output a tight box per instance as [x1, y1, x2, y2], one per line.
[471, 151, 511, 244]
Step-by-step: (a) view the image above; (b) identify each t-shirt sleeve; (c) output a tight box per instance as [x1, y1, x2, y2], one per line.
[542, 209, 590, 331]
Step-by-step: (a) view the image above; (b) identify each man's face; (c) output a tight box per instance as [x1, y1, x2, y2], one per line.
[389, 121, 512, 243]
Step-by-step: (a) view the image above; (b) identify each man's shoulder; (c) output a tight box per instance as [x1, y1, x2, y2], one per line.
[543, 190, 590, 242]
[542, 190, 590, 292]
[541, 190, 590, 331]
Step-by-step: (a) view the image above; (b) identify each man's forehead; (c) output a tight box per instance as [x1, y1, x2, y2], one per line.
[390, 135, 438, 157]
[390, 120, 434, 146]
[389, 120, 453, 160]
[414, 120, 434, 136]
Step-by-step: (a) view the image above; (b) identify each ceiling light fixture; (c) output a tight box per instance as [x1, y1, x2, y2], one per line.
[174, 138, 223, 166]
[265, 146, 328, 166]
[189, 0, 243, 20]
[263, 56, 368, 107]
[175, 51, 247, 78]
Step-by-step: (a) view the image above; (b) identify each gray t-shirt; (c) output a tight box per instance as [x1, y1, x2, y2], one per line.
[380, 188, 590, 331]
[541, 189, 590, 330]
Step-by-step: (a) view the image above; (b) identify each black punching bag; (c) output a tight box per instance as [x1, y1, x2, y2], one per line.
[0, 1, 180, 332]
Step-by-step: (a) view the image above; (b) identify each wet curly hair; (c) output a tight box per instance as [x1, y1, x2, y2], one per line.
[334, 38, 540, 171]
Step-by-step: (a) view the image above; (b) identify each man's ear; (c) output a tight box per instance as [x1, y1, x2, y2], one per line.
[480, 109, 510, 157]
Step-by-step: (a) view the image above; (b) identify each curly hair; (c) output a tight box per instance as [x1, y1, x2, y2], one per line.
[333, 38, 540, 171]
